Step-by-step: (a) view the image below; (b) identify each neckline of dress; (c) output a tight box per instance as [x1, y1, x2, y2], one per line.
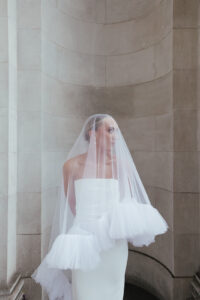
[75, 178, 118, 184]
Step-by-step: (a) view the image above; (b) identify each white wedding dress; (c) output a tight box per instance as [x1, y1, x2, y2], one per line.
[71, 178, 128, 300]
[32, 178, 168, 300]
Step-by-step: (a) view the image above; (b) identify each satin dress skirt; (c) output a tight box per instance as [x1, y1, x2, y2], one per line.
[72, 239, 128, 300]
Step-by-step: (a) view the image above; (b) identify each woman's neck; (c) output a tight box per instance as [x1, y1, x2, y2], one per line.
[96, 147, 115, 164]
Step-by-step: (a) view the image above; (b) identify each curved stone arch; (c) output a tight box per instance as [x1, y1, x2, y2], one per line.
[56, 0, 163, 24]
[126, 250, 174, 300]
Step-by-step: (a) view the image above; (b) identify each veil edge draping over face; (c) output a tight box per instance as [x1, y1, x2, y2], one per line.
[31, 113, 169, 300]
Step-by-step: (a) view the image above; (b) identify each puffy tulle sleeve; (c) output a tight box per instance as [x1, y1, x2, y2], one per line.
[41, 200, 169, 277]
[31, 225, 104, 300]
[31, 200, 169, 300]
[106, 200, 169, 247]
[45, 225, 103, 271]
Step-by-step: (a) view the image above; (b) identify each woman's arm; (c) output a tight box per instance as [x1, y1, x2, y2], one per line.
[63, 160, 76, 216]
[123, 158, 134, 198]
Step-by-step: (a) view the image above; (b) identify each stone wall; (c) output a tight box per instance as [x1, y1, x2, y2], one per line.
[0, 1, 199, 299]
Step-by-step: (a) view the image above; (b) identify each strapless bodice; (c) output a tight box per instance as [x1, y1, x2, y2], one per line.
[74, 178, 119, 226]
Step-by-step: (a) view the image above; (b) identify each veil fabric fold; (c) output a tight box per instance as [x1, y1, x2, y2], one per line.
[31, 113, 169, 300]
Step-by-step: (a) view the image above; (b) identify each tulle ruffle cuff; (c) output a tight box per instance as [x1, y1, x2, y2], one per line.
[107, 201, 169, 247]
[43, 202, 169, 273]
[45, 226, 101, 271]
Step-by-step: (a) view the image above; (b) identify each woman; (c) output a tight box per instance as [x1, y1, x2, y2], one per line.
[31, 113, 168, 300]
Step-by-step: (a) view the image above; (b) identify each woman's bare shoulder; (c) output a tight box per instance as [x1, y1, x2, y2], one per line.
[63, 153, 87, 174]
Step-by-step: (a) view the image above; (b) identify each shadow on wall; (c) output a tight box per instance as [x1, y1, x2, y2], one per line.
[124, 282, 160, 300]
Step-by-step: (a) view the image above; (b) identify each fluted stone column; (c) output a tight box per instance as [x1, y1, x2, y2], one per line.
[0, 0, 24, 298]
[16, 0, 42, 299]
[0, 0, 42, 299]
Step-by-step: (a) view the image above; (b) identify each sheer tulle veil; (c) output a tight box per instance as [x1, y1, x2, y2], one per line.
[31, 113, 169, 300]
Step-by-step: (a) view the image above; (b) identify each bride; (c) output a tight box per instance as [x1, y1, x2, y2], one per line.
[31, 113, 168, 300]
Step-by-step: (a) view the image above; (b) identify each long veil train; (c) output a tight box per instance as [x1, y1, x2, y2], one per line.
[31, 113, 169, 300]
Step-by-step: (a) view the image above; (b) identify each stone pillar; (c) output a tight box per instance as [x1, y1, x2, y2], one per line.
[173, 0, 200, 298]
[0, 0, 24, 298]
[16, 0, 42, 299]
[0, 0, 42, 299]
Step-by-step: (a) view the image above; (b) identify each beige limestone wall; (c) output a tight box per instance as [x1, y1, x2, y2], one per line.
[0, 1, 199, 300]
[16, 0, 42, 298]
[0, 0, 9, 290]
[0, 0, 21, 297]
[172, 0, 200, 298]
[40, 0, 174, 299]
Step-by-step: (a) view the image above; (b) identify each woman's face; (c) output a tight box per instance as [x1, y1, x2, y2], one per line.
[95, 117, 119, 150]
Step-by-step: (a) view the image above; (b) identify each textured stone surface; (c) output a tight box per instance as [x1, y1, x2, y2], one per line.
[0, 1, 200, 300]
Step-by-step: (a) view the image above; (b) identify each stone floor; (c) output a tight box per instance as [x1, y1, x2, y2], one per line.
[123, 283, 159, 300]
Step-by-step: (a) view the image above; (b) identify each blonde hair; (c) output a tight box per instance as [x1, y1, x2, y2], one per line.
[84, 115, 107, 142]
